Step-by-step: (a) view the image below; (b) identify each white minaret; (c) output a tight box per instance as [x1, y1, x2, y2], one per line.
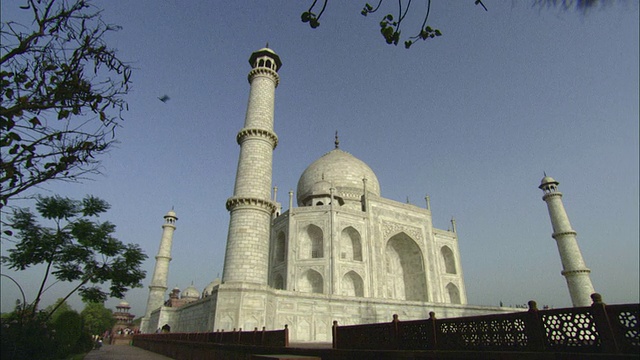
[222, 47, 281, 285]
[142, 210, 177, 331]
[539, 176, 595, 307]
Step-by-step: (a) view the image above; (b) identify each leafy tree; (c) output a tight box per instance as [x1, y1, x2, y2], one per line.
[0, 305, 56, 360]
[81, 301, 115, 336]
[301, 0, 612, 49]
[1, 195, 147, 321]
[43, 298, 74, 324]
[0, 0, 132, 207]
[52, 310, 91, 358]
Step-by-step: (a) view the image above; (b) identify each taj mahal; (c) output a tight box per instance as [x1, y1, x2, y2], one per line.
[139, 47, 595, 342]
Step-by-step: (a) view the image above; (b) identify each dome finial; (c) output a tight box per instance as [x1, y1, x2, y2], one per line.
[265, 42, 269, 48]
[334, 131, 340, 149]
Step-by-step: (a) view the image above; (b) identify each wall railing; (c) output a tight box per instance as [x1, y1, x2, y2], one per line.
[332, 293, 638, 355]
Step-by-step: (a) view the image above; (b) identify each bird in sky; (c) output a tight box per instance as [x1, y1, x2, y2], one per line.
[158, 95, 170, 103]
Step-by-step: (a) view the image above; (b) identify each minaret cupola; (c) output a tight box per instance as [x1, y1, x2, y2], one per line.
[249, 46, 282, 72]
[539, 175, 559, 194]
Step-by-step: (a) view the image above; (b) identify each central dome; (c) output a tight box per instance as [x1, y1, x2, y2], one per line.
[297, 149, 380, 206]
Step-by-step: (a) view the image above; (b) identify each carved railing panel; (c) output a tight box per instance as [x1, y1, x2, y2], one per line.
[540, 308, 600, 352]
[437, 314, 530, 351]
[397, 319, 435, 350]
[605, 304, 639, 353]
[336, 322, 395, 350]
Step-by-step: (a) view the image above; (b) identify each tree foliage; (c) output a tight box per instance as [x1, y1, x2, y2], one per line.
[1, 195, 147, 320]
[81, 301, 115, 336]
[301, 0, 612, 49]
[0, 0, 132, 206]
[43, 297, 74, 324]
[302, 0, 486, 48]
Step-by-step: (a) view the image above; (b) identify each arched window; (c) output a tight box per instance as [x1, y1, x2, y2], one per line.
[266, 59, 272, 69]
[341, 271, 364, 297]
[446, 283, 461, 304]
[299, 224, 323, 259]
[298, 269, 323, 294]
[441, 246, 457, 274]
[385, 233, 427, 301]
[340, 227, 362, 261]
[258, 59, 264, 67]
[275, 232, 286, 263]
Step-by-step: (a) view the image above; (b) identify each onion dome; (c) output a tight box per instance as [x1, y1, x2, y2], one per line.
[297, 149, 380, 206]
[181, 284, 200, 300]
[203, 278, 221, 297]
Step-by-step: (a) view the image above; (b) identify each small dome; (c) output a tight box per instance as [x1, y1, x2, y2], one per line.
[181, 284, 200, 299]
[297, 149, 380, 206]
[540, 176, 557, 185]
[165, 210, 177, 218]
[203, 278, 221, 297]
[539, 175, 559, 189]
[117, 300, 130, 308]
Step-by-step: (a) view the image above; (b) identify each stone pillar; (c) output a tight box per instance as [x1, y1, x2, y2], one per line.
[223, 47, 281, 285]
[539, 176, 595, 307]
[141, 210, 177, 332]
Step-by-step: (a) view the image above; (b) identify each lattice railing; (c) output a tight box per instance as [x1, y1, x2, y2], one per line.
[437, 313, 531, 351]
[331, 294, 638, 355]
[605, 303, 640, 353]
[540, 307, 600, 351]
[332, 320, 395, 350]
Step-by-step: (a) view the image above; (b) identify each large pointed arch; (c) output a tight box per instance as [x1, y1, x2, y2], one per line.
[341, 270, 364, 297]
[298, 269, 323, 294]
[340, 226, 362, 261]
[299, 224, 323, 259]
[385, 232, 428, 301]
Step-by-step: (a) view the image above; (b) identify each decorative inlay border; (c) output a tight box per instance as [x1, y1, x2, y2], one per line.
[543, 192, 563, 200]
[237, 128, 278, 149]
[552, 231, 577, 239]
[226, 196, 277, 214]
[382, 222, 423, 241]
[248, 67, 280, 86]
[561, 269, 591, 276]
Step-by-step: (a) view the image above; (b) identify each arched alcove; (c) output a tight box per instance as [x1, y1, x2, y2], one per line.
[275, 232, 286, 263]
[298, 269, 323, 294]
[299, 224, 323, 259]
[341, 271, 364, 297]
[340, 227, 362, 261]
[446, 282, 461, 304]
[441, 246, 457, 274]
[385, 233, 427, 301]
[274, 273, 284, 290]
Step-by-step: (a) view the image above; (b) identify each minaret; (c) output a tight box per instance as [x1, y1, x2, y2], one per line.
[142, 210, 177, 323]
[223, 47, 281, 285]
[539, 176, 595, 307]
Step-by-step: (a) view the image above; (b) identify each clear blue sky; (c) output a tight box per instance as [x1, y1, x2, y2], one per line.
[2, 1, 638, 317]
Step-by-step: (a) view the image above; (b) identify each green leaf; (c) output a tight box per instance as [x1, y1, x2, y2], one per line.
[29, 117, 41, 128]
